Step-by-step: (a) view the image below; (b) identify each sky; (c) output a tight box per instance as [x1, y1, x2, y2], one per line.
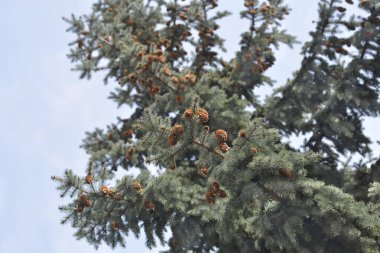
[0, 1, 378, 253]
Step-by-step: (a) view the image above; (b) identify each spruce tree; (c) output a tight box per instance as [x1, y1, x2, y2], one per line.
[52, 0, 380, 252]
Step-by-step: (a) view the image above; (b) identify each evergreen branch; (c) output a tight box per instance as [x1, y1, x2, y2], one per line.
[286, 0, 335, 88]
[192, 139, 225, 159]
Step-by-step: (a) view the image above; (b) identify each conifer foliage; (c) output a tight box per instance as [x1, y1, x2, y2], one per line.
[53, 0, 380, 252]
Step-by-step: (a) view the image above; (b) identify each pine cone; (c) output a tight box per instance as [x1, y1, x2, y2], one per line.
[162, 66, 172, 76]
[84, 199, 91, 207]
[85, 174, 93, 184]
[133, 181, 142, 191]
[101, 185, 110, 195]
[125, 147, 135, 161]
[172, 124, 184, 136]
[219, 142, 229, 153]
[211, 181, 220, 194]
[217, 189, 227, 198]
[215, 129, 228, 142]
[279, 168, 292, 178]
[205, 191, 216, 205]
[244, 1, 255, 7]
[337, 6, 346, 12]
[196, 108, 209, 123]
[239, 130, 247, 138]
[171, 76, 179, 83]
[111, 221, 120, 231]
[183, 109, 193, 119]
[113, 192, 122, 201]
[144, 200, 156, 210]
[123, 129, 134, 137]
[176, 95, 184, 103]
[168, 133, 178, 146]
[79, 195, 87, 204]
[199, 167, 208, 177]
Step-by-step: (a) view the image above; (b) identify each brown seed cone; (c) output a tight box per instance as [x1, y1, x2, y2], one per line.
[169, 238, 176, 248]
[79, 195, 87, 204]
[136, 50, 146, 58]
[111, 221, 120, 231]
[77, 39, 84, 48]
[184, 73, 197, 84]
[168, 133, 178, 146]
[107, 188, 114, 196]
[215, 129, 228, 142]
[251, 147, 258, 154]
[211, 181, 220, 194]
[162, 66, 172, 76]
[125, 147, 135, 161]
[157, 53, 168, 62]
[101, 185, 110, 195]
[76, 206, 84, 213]
[176, 95, 184, 103]
[151, 85, 160, 95]
[179, 13, 187, 20]
[85, 174, 93, 184]
[123, 129, 134, 137]
[113, 192, 122, 201]
[244, 1, 254, 7]
[171, 76, 179, 83]
[127, 73, 138, 83]
[217, 189, 227, 198]
[183, 109, 193, 119]
[279, 168, 292, 178]
[239, 130, 247, 138]
[127, 19, 136, 26]
[205, 191, 216, 205]
[144, 200, 156, 210]
[178, 76, 186, 83]
[133, 181, 142, 191]
[169, 162, 176, 170]
[199, 167, 208, 177]
[154, 50, 163, 56]
[219, 142, 229, 153]
[345, 22, 356, 31]
[196, 108, 209, 123]
[172, 124, 184, 136]
[337, 6, 346, 12]
[84, 199, 91, 207]
[336, 47, 348, 55]
[359, 0, 369, 6]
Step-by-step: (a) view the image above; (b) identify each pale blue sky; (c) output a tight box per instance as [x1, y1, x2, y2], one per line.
[0, 1, 378, 252]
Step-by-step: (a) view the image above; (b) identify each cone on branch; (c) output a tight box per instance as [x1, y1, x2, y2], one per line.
[219, 142, 229, 153]
[183, 109, 193, 119]
[172, 124, 184, 136]
[215, 129, 228, 142]
[85, 174, 93, 184]
[199, 166, 209, 177]
[196, 108, 209, 123]
[205, 191, 216, 205]
[168, 133, 178, 146]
